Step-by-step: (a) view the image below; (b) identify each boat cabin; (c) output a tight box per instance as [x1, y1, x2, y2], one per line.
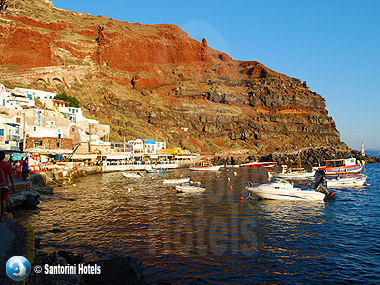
[324, 158, 357, 168]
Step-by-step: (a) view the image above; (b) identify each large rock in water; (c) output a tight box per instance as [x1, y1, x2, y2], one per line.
[7, 191, 40, 210]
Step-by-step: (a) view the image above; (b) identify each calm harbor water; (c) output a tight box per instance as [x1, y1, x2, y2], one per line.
[18, 163, 380, 284]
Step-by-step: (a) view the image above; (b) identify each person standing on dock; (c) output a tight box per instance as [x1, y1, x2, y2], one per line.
[0, 151, 15, 222]
[22, 157, 30, 181]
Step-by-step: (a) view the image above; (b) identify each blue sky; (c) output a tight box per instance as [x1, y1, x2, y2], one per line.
[53, 0, 380, 150]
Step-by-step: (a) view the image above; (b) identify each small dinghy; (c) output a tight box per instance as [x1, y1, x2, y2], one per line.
[174, 185, 206, 193]
[122, 172, 143, 178]
[163, 178, 190, 184]
[146, 169, 166, 173]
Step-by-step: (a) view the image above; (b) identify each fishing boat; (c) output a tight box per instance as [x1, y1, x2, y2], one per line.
[174, 184, 206, 193]
[325, 174, 367, 188]
[240, 162, 277, 168]
[122, 172, 143, 178]
[163, 178, 190, 184]
[268, 165, 315, 179]
[246, 178, 334, 201]
[317, 158, 364, 175]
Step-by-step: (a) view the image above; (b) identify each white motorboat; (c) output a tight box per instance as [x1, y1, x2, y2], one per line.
[268, 165, 315, 179]
[189, 165, 221, 171]
[174, 185, 206, 193]
[246, 178, 334, 201]
[122, 172, 143, 178]
[163, 178, 190, 184]
[240, 162, 277, 168]
[325, 174, 367, 188]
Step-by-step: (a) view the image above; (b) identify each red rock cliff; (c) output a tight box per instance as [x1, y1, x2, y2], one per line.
[0, 0, 346, 155]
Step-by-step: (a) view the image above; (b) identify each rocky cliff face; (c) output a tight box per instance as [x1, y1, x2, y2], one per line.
[0, 0, 347, 155]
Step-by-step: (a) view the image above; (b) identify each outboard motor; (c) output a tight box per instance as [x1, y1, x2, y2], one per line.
[314, 177, 335, 200]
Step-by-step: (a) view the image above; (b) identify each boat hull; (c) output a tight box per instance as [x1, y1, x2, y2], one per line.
[322, 165, 363, 175]
[174, 185, 206, 193]
[122, 172, 142, 178]
[163, 178, 190, 184]
[246, 180, 326, 201]
[189, 165, 221, 171]
[146, 169, 165, 173]
[268, 171, 315, 179]
[326, 175, 367, 187]
[240, 162, 276, 168]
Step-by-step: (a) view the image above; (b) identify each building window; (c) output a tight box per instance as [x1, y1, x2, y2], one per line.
[72, 128, 75, 132]
[16, 118, 21, 123]
[0, 129, 3, 136]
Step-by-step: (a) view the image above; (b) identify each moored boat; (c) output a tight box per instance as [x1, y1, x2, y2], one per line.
[325, 174, 367, 188]
[318, 158, 364, 175]
[246, 178, 334, 201]
[268, 165, 315, 179]
[163, 178, 190, 184]
[189, 165, 221, 171]
[122, 172, 143, 178]
[146, 169, 166, 173]
[240, 162, 277, 168]
[174, 185, 206, 193]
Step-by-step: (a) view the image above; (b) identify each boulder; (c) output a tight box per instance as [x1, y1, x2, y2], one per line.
[7, 191, 40, 210]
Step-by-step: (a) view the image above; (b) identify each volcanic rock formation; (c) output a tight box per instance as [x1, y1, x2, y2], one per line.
[0, 0, 347, 155]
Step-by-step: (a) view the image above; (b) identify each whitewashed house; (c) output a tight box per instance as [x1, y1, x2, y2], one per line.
[64, 106, 84, 123]
[127, 139, 166, 155]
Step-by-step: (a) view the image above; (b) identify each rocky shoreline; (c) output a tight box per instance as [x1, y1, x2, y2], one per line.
[211, 146, 380, 167]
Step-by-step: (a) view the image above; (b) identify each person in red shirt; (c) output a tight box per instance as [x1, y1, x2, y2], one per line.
[0, 151, 16, 222]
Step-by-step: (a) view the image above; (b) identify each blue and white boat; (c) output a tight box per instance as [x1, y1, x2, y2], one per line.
[146, 169, 166, 173]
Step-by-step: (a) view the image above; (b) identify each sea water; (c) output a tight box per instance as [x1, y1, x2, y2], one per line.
[19, 163, 380, 283]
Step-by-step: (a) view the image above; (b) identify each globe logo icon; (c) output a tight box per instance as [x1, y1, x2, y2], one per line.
[6, 256, 31, 281]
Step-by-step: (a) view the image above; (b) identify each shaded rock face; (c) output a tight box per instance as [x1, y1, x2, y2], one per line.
[7, 191, 40, 210]
[0, 0, 346, 154]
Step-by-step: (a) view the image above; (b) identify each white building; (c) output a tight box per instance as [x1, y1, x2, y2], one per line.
[127, 139, 166, 155]
[0, 84, 23, 109]
[0, 113, 22, 151]
[12, 87, 56, 100]
[65, 106, 84, 123]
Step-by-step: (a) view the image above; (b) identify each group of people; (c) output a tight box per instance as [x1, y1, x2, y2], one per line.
[0, 151, 16, 222]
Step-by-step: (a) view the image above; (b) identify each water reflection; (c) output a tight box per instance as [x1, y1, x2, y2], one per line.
[16, 165, 380, 283]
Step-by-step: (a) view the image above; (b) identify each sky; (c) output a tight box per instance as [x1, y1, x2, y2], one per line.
[52, 0, 380, 150]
